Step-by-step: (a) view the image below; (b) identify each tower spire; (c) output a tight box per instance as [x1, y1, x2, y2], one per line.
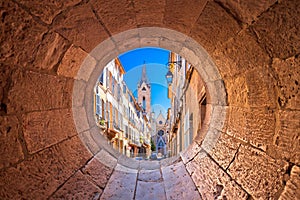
[139, 62, 149, 86]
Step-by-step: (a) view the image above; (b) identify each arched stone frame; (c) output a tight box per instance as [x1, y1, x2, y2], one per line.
[72, 27, 227, 169]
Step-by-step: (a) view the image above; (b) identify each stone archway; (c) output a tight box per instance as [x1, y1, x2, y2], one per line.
[0, 0, 299, 199]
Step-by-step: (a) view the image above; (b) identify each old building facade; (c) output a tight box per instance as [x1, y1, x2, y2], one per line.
[94, 58, 151, 158]
[167, 52, 206, 156]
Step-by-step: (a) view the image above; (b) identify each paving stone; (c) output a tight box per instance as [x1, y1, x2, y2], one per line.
[0, 136, 92, 199]
[0, 1, 47, 68]
[53, 3, 108, 52]
[82, 158, 113, 189]
[279, 165, 300, 200]
[186, 153, 248, 199]
[90, 0, 137, 34]
[190, 1, 241, 53]
[95, 150, 117, 169]
[50, 170, 102, 200]
[139, 160, 160, 170]
[162, 161, 201, 200]
[164, 0, 207, 35]
[136, 181, 166, 200]
[100, 165, 137, 200]
[16, 0, 81, 24]
[250, 0, 300, 59]
[22, 109, 76, 154]
[228, 145, 288, 199]
[7, 70, 73, 113]
[138, 169, 162, 182]
[216, 0, 277, 24]
[0, 115, 24, 169]
[273, 57, 300, 110]
[118, 154, 140, 169]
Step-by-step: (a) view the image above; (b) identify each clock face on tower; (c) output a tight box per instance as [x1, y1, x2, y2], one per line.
[158, 130, 164, 136]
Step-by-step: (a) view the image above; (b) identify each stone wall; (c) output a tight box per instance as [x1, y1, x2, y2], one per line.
[0, 0, 299, 199]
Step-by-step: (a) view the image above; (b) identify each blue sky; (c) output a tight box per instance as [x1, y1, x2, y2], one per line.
[119, 47, 170, 118]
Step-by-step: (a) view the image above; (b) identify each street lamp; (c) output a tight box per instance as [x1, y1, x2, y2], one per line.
[165, 61, 181, 85]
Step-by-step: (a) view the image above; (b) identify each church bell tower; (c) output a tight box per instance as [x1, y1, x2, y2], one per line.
[137, 64, 151, 115]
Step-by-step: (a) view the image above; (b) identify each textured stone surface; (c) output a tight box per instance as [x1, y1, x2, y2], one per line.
[213, 31, 270, 78]
[16, 0, 81, 24]
[7, 70, 73, 113]
[268, 110, 300, 165]
[138, 169, 162, 182]
[23, 109, 76, 154]
[0, 136, 92, 199]
[134, 0, 165, 26]
[250, 0, 300, 59]
[227, 107, 275, 151]
[190, 1, 240, 53]
[100, 165, 137, 200]
[0, 115, 24, 169]
[82, 158, 113, 189]
[91, 0, 137, 34]
[228, 145, 288, 199]
[209, 132, 240, 170]
[279, 165, 300, 200]
[57, 45, 88, 78]
[79, 130, 101, 155]
[273, 57, 300, 109]
[95, 150, 117, 169]
[186, 153, 248, 199]
[50, 171, 102, 200]
[164, 0, 207, 35]
[136, 181, 166, 200]
[162, 161, 201, 200]
[0, 1, 47, 68]
[53, 3, 108, 52]
[216, 0, 277, 24]
[33, 32, 69, 71]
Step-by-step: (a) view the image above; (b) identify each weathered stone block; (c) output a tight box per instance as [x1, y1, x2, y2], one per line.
[136, 181, 166, 200]
[16, 0, 81, 24]
[0, 136, 92, 199]
[246, 68, 277, 108]
[190, 1, 240, 53]
[162, 161, 201, 200]
[138, 169, 162, 182]
[213, 31, 270, 78]
[22, 109, 76, 154]
[33, 32, 69, 71]
[0, 1, 47, 68]
[95, 149, 117, 169]
[7, 70, 73, 113]
[0, 115, 24, 169]
[58, 45, 88, 78]
[273, 57, 300, 110]
[250, 0, 300, 59]
[79, 130, 101, 155]
[134, 0, 165, 26]
[228, 145, 288, 199]
[186, 153, 248, 199]
[100, 164, 137, 200]
[50, 171, 102, 200]
[216, 0, 277, 24]
[82, 158, 113, 188]
[225, 75, 248, 107]
[181, 141, 201, 164]
[72, 106, 90, 133]
[209, 132, 240, 170]
[267, 110, 300, 165]
[53, 3, 108, 52]
[227, 107, 275, 151]
[164, 0, 207, 35]
[279, 165, 300, 200]
[90, 0, 137, 35]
